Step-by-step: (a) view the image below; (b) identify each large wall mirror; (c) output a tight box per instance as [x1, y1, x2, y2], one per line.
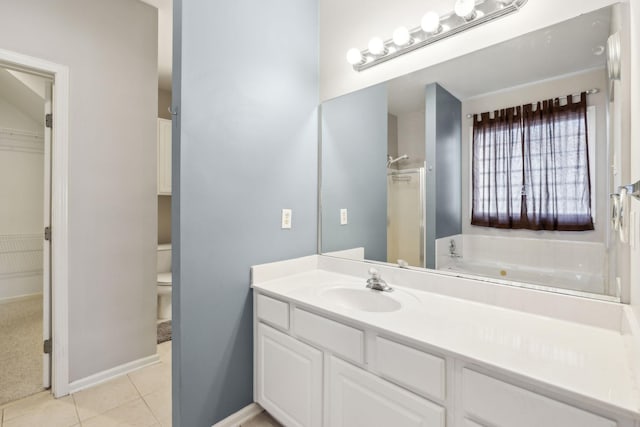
[320, 4, 630, 301]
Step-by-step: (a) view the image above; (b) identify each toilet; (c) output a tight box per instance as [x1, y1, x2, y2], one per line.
[157, 244, 172, 321]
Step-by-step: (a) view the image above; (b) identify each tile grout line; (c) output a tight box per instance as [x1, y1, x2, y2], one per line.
[70, 393, 82, 426]
[128, 373, 162, 425]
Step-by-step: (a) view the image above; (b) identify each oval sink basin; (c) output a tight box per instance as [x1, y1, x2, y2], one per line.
[320, 287, 402, 313]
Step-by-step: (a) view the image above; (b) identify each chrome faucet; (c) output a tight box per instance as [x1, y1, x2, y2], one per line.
[449, 239, 462, 258]
[366, 268, 393, 292]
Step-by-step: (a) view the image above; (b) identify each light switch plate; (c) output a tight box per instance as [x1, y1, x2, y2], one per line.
[281, 209, 292, 229]
[340, 209, 348, 225]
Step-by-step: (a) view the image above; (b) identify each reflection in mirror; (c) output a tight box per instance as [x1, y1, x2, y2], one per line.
[320, 5, 628, 300]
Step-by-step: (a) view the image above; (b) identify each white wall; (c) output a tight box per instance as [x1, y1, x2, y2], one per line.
[629, 1, 640, 317]
[0, 98, 41, 134]
[0, 0, 158, 382]
[460, 68, 608, 244]
[0, 95, 44, 300]
[158, 88, 171, 120]
[320, 0, 621, 101]
[388, 113, 398, 159]
[157, 89, 172, 244]
[396, 111, 425, 169]
[0, 131, 43, 234]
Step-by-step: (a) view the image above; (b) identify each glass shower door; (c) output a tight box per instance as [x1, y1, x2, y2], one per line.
[387, 168, 425, 268]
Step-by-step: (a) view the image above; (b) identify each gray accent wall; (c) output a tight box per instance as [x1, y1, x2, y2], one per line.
[0, 0, 158, 381]
[425, 83, 462, 269]
[321, 84, 388, 262]
[174, 0, 319, 425]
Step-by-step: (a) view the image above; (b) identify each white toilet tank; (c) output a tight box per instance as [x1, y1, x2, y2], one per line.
[157, 244, 172, 273]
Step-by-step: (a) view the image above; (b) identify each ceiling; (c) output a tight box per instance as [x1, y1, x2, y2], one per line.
[139, 0, 172, 91]
[388, 7, 612, 115]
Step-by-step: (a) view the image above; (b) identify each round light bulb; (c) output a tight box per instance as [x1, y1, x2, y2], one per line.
[368, 37, 386, 56]
[346, 48, 363, 65]
[421, 11, 441, 34]
[454, 0, 476, 20]
[392, 26, 411, 46]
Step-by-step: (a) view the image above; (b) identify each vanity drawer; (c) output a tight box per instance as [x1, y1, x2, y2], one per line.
[328, 355, 445, 427]
[293, 308, 364, 364]
[462, 369, 617, 427]
[256, 294, 289, 330]
[375, 336, 446, 402]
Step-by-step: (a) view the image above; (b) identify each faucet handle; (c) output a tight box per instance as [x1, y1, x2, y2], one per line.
[368, 267, 380, 279]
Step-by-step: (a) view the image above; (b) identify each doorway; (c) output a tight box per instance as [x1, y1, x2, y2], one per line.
[0, 48, 70, 399]
[0, 66, 52, 404]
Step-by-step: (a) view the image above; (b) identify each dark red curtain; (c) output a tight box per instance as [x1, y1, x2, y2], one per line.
[471, 92, 594, 231]
[471, 107, 523, 228]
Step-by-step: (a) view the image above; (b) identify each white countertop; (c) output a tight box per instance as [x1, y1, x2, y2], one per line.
[252, 268, 640, 419]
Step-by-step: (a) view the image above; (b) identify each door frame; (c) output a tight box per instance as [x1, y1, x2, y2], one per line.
[0, 48, 70, 397]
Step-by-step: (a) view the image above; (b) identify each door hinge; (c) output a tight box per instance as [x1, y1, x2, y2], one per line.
[44, 226, 51, 241]
[43, 339, 52, 354]
[45, 113, 52, 129]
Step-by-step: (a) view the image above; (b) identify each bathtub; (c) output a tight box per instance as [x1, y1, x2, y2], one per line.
[439, 258, 606, 295]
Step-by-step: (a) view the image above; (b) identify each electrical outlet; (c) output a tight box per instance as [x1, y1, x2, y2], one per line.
[281, 209, 292, 229]
[340, 208, 348, 225]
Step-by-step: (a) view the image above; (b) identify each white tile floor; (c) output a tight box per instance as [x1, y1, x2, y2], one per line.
[0, 340, 281, 427]
[0, 341, 172, 427]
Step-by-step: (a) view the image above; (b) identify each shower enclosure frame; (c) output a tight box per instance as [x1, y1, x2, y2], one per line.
[387, 166, 426, 268]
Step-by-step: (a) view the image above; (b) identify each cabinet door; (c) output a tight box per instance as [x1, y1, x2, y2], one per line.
[328, 356, 445, 427]
[157, 118, 172, 195]
[462, 369, 617, 427]
[257, 323, 322, 427]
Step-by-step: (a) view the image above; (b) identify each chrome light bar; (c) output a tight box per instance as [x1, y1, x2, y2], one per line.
[350, 0, 528, 72]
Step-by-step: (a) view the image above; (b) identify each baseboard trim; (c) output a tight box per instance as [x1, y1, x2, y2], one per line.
[0, 292, 41, 305]
[212, 403, 264, 427]
[68, 353, 160, 394]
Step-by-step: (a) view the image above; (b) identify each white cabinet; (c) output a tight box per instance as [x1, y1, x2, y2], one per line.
[157, 118, 172, 195]
[462, 369, 617, 427]
[253, 291, 636, 427]
[293, 308, 364, 364]
[328, 356, 446, 427]
[257, 294, 290, 331]
[256, 323, 322, 427]
[374, 336, 446, 402]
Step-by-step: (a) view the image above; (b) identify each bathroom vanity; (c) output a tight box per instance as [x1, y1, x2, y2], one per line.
[252, 255, 640, 427]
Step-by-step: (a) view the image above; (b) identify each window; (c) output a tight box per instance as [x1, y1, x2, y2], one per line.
[471, 93, 594, 231]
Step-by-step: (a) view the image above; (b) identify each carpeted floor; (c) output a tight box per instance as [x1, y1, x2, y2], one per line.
[157, 320, 172, 344]
[0, 296, 44, 406]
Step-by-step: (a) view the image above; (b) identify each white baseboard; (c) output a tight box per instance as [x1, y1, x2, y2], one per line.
[0, 274, 42, 301]
[68, 353, 160, 394]
[212, 403, 264, 427]
[0, 292, 41, 305]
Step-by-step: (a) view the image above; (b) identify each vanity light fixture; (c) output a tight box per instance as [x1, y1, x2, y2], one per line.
[347, 0, 528, 72]
[454, 0, 477, 21]
[368, 36, 387, 56]
[393, 26, 413, 47]
[421, 12, 442, 34]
